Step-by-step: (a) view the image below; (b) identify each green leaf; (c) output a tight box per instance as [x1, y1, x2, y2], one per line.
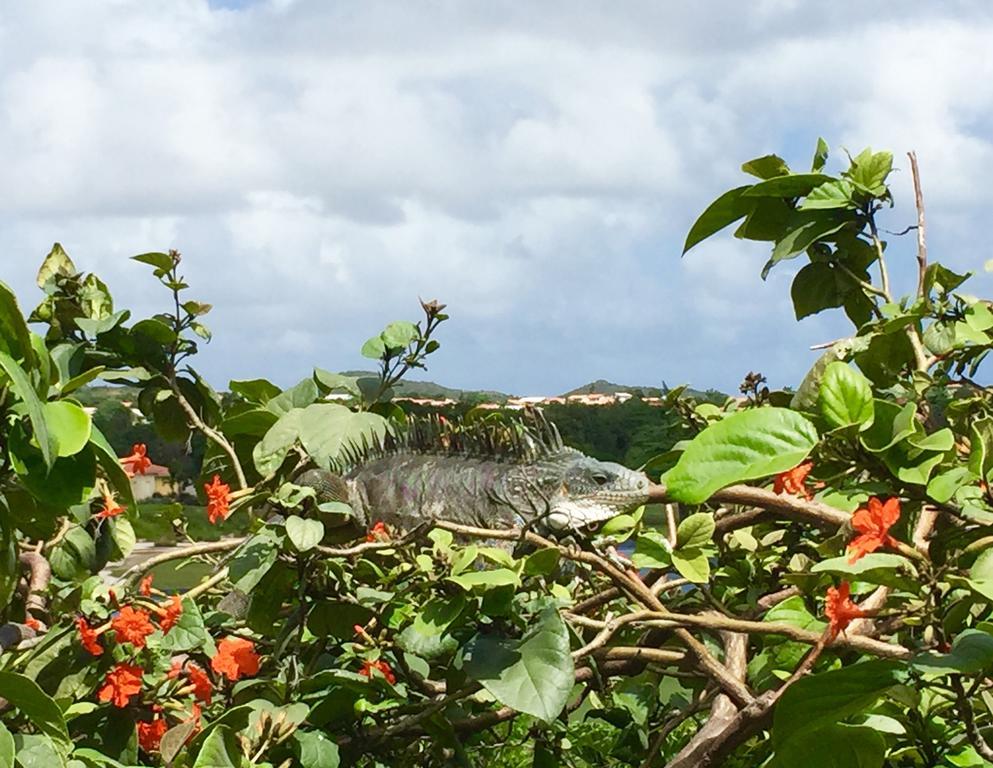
[0, 672, 70, 753]
[773, 724, 885, 768]
[811, 554, 915, 588]
[159, 598, 214, 654]
[160, 721, 197, 766]
[860, 401, 918, 453]
[360, 335, 387, 360]
[464, 608, 575, 722]
[89, 425, 136, 510]
[111, 518, 136, 559]
[285, 515, 324, 553]
[927, 466, 976, 504]
[294, 731, 340, 768]
[229, 529, 282, 594]
[413, 595, 465, 636]
[382, 321, 418, 349]
[448, 568, 520, 592]
[191, 725, 244, 768]
[308, 601, 376, 640]
[765, 595, 826, 633]
[663, 408, 819, 504]
[253, 407, 306, 475]
[771, 217, 846, 264]
[0, 516, 15, 613]
[0, 721, 13, 768]
[297, 403, 390, 469]
[745, 173, 832, 198]
[130, 318, 177, 345]
[676, 512, 715, 549]
[0, 280, 32, 364]
[42, 401, 91, 457]
[265, 378, 319, 416]
[523, 547, 561, 577]
[131, 252, 175, 272]
[819, 362, 874, 429]
[229, 378, 282, 404]
[848, 150, 893, 195]
[811, 137, 829, 172]
[970, 418, 993, 480]
[11, 735, 65, 768]
[791, 262, 843, 319]
[682, 186, 754, 254]
[0, 350, 54, 468]
[312, 370, 360, 397]
[798, 178, 858, 210]
[36, 243, 76, 288]
[671, 548, 710, 582]
[772, 660, 902, 754]
[741, 154, 790, 180]
[631, 531, 672, 569]
[912, 629, 993, 676]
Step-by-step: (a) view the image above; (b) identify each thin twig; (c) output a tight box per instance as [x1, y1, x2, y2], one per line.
[908, 151, 928, 301]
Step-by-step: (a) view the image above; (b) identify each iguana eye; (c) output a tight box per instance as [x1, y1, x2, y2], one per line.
[591, 472, 609, 486]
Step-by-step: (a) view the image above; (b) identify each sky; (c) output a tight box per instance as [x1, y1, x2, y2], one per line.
[1, 1, 992, 396]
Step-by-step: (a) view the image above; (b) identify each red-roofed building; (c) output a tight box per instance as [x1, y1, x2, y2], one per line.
[130, 463, 175, 500]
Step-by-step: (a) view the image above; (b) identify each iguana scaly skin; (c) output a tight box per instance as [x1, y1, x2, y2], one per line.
[297, 412, 651, 534]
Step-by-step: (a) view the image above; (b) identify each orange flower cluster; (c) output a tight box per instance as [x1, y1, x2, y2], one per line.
[824, 581, 866, 638]
[773, 462, 814, 500]
[112, 606, 156, 649]
[157, 594, 183, 633]
[204, 475, 232, 524]
[139, 573, 155, 597]
[120, 443, 152, 477]
[94, 491, 125, 521]
[211, 636, 261, 681]
[848, 497, 902, 563]
[137, 715, 168, 753]
[76, 617, 105, 656]
[360, 658, 396, 684]
[98, 663, 144, 708]
[366, 521, 390, 542]
[169, 660, 214, 705]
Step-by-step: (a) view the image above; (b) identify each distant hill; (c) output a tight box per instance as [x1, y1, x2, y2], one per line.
[338, 371, 510, 403]
[565, 379, 725, 402]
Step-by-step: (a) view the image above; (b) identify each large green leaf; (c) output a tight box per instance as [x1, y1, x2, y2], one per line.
[682, 186, 754, 254]
[772, 724, 885, 768]
[0, 720, 13, 768]
[744, 173, 831, 198]
[772, 660, 902, 754]
[464, 608, 574, 722]
[671, 549, 710, 583]
[771, 217, 846, 263]
[676, 513, 715, 549]
[912, 629, 993, 676]
[798, 178, 858, 210]
[0, 351, 54, 468]
[819, 362, 874, 429]
[297, 403, 390, 469]
[88, 425, 136, 510]
[0, 673, 70, 754]
[265, 377, 319, 416]
[191, 725, 244, 768]
[811, 554, 915, 588]
[791, 262, 843, 320]
[0, 515, 16, 613]
[293, 731, 340, 768]
[43, 401, 91, 457]
[285, 515, 324, 553]
[0, 280, 32, 364]
[663, 408, 818, 504]
[253, 407, 307, 475]
[741, 154, 790, 180]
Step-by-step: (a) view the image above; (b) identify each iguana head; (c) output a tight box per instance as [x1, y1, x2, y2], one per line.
[534, 450, 651, 530]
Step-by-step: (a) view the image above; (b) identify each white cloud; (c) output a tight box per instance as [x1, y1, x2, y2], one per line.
[1, 1, 992, 394]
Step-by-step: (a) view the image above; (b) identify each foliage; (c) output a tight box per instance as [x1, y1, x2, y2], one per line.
[2, 141, 993, 768]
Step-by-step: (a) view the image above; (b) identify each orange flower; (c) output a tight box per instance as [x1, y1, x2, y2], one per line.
[211, 636, 261, 681]
[773, 462, 814, 500]
[204, 475, 232, 525]
[167, 659, 185, 679]
[157, 594, 183, 633]
[121, 444, 152, 477]
[848, 497, 901, 563]
[137, 715, 168, 753]
[366, 521, 389, 542]
[111, 606, 156, 649]
[360, 659, 396, 685]
[97, 663, 144, 708]
[186, 663, 214, 705]
[824, 582, 866, 638]
[94, 491, 125, 521]
[76, 617, 104, 656]
[24, 617, 42, 631]
[139, 574, 154, 597]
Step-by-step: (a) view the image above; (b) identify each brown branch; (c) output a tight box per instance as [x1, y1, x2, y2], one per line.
[314, 523, 430, 558]
[908, 151, 928, 301]
[171, 380, 248, 489]
[646, 483, 849, 529]
[18, 552, 51, 619]
[118, 538, 244, 583]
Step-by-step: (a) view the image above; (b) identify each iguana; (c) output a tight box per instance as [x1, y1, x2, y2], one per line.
[295, 411, 651, 535]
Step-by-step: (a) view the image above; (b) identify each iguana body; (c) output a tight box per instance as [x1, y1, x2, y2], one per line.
[299, 413, 651, 534]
